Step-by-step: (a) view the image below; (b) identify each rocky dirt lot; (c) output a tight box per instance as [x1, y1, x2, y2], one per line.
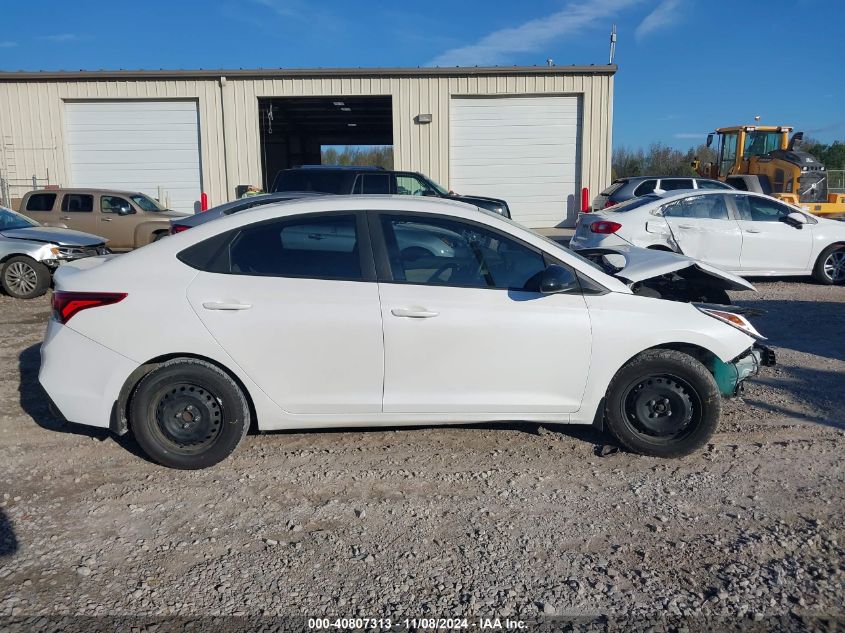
[0, 281, 843, 631]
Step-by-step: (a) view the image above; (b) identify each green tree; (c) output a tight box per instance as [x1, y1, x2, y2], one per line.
[321, 145, 394, 169]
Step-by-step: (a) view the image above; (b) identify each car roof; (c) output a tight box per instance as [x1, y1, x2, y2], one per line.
[617, 176, 714, 182]
[23, 188, 148, 196]
[291, 165, 385, 171]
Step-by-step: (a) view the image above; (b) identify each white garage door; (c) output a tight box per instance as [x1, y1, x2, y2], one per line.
[450, 96, 581, 228]
[65, 101, 202, 213]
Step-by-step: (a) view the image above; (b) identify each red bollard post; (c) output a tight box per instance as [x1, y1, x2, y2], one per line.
[581, 187, 590, 213]
[200, 192, 208, 212]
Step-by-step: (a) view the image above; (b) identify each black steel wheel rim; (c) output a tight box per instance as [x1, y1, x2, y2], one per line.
[621, 374, 701, 442]
[152, 383, 223, 454]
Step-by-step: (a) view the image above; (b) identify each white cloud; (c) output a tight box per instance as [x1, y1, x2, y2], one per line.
[428, 0, 641, 67]
[0, 41, 17, 48]
[39, 34, 81, 43]
[635, 0, 683, 41]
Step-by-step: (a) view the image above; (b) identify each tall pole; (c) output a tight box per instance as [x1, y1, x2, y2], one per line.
[609, 24, 617, 65]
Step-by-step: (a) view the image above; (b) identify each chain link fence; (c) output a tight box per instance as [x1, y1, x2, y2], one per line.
[0, 174, 51, 209]
[828, 170, 845, 193]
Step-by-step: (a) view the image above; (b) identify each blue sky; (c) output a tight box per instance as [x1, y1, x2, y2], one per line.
[1, 0, 842, 149]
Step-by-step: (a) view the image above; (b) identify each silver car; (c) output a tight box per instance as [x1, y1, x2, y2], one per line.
[0, 206, 108, 299]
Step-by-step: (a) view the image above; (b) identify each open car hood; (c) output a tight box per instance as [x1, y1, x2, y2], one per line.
[575, 245, 755, 292]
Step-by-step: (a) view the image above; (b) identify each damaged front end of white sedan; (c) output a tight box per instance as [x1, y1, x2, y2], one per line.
[575, 244, 756, 305]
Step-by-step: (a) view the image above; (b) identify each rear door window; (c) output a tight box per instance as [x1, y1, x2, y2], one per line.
[25, 193, 57, 211]
[660, 179, 695, 191]
[662, 195, 730, 220]
[61, 194, 94, 212]
[180, 214, 366, 281]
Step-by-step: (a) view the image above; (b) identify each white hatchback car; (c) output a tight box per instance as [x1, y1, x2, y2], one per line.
[40, 196, 774, 469]
[570, 190, 845, 284]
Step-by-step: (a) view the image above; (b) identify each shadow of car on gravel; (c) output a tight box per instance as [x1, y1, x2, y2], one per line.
[734, 299, 845, 362]
[0, 508, 17, 556]
[17, 343, 153, 463]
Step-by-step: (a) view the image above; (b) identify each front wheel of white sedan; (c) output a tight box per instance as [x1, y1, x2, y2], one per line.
[812, 245, 845, 285]
[129, 359, 250, 469]
[604, 349, 721, 458]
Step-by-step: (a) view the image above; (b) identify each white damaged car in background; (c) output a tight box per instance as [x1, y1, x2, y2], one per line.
[0, 206, 108, 299]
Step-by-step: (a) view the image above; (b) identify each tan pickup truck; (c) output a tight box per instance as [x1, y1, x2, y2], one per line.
[19, 188, 190, 250]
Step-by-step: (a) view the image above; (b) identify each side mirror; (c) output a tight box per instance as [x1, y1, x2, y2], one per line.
[780, 212, 807, 229]
[537, 264, 580, 295]
[706, 133, 714, 148]
[116, 204, 135, 216]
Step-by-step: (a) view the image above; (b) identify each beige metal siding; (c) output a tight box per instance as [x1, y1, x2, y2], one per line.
[0, 68, 613, 226]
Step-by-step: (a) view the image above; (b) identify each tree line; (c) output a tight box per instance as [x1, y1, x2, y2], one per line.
[321, 146, 394, 169]
[612, 138, 845, 180]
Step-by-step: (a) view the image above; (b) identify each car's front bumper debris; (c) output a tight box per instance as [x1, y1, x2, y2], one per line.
[712, 344, 776, 397]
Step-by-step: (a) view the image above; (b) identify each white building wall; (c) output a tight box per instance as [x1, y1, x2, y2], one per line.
[0, 67, 614, 226]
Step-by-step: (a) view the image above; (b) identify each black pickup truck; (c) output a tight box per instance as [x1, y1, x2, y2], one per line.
[271, 166, 510, 218]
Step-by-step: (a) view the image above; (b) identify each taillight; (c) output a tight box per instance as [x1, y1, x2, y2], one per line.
[590, 221, 622, 234]
[170, 224, 190, 235]
[604, 199, 616, 209]
[52, 291, 127, 324]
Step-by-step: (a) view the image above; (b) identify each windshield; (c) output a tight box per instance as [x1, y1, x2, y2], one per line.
[744, 131, 782, 157]
[426, 177, 450, 196]
[131, 194, 165, 211]
[0, 207, 39, 230]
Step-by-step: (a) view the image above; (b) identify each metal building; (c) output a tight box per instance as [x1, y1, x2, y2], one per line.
[0, 65, 615, 228]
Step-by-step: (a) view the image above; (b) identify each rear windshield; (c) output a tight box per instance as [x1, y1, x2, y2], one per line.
[272, 170, 356, 194]
[603, 196, 658, 212]
[599, 181, 625, 196]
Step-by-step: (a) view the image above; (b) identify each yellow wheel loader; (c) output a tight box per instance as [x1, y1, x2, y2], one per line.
[693, 125, 845, 217]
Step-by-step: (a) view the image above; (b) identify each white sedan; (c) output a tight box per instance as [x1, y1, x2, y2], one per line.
[570, 190, 845, 284]
[40, 196, 773, 469]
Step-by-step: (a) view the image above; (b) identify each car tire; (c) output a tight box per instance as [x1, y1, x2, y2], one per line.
[603, 349, 720, 458]
[812, 245, 845, 285]
[129, 359, 250, 469]
[1, 256, 51, 299]
[152, 231, 168, 242]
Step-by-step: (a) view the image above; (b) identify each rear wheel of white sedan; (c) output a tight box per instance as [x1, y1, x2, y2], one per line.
[129, 359, 250, 469]
[604, 349, 720, 458]
[1, 256, 50, 299]
[812, 245, 845, 285]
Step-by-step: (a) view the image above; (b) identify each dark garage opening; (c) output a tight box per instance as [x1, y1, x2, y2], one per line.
[258, 96, 393, 190]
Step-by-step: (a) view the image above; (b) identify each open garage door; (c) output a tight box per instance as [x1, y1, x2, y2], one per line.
[259, 96, 393, 189]
[64, 101, 202, 213]
[449, 96, 581, 228]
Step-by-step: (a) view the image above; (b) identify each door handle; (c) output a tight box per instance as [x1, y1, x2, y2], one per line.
[677, 224, 696, 229]
[60, 216, 71, 220]
[102, 218, 112, 222]
[202, 301, 252, 311]
[391, 307, 439, 318]
[745, 229, 762, 234]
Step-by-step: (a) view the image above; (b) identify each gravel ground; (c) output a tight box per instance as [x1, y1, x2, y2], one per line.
[0, 281, 843, 631]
